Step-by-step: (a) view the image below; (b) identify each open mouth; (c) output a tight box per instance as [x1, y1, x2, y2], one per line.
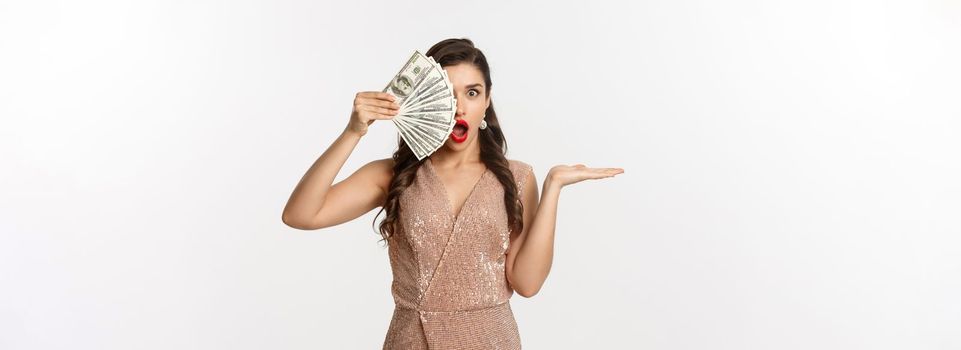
[450, 119, 469, 143]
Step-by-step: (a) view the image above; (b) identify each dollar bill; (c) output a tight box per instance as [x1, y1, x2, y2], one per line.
[384, 50, 458, 160]
[383, 51, 437, 106]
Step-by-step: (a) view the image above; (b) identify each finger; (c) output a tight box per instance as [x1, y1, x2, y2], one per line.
[584, 167, 623, 173]
[583, 169, 621, 179]
[360, 110, 395, 120]
[359, 104, 399, 116]
[358, 97, 400, 110]
[585, 175, 615, 181]
[586, 173, 613, 179]
[357, 91, 397, 102]
[598, 169, 622, 177]
[370, 113, 395, 120]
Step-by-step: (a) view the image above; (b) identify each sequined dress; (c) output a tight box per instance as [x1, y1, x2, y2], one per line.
[382, 158, 534, 349]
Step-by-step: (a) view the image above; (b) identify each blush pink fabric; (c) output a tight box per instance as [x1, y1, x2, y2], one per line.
[382, 158, 534, 350]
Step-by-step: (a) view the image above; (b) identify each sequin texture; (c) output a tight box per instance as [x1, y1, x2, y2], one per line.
[382, 158, 533, 349]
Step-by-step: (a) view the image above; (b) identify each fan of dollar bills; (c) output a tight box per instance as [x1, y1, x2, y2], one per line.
[383, 50, 457, 160]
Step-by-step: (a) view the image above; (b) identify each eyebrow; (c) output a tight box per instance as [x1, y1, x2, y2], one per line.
[464, 83, 484, 90]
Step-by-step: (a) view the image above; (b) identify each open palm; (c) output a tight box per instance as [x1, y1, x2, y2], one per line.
[547, 164, 624, 188]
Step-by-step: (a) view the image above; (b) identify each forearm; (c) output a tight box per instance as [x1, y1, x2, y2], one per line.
[282, 127, 363, 223]
[511, 179, 562, 296]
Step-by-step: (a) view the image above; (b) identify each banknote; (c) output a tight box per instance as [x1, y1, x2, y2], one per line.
[384, 51, 457, 160]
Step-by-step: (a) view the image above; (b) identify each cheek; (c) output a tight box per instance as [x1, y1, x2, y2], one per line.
[469, 101, 487, 116]
[472, 107, 487, 122]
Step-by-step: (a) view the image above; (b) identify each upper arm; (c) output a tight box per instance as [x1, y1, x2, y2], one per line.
[506, 164, 538, 290]
[310, 158, 393, 229]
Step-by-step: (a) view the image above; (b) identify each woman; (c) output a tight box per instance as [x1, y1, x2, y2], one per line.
[282, 38, 623, 349]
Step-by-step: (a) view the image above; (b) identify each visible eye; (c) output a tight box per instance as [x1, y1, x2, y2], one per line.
[467, 89, 479, 97]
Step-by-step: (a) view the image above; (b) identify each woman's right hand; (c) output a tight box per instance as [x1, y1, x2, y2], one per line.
[345, 91, 400, 137]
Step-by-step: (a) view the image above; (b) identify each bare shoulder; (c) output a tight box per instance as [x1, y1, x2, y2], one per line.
[507, 159, 534, 175]
[355, 157, 395, 193]
[507, 159, 536, 192]
[364, 157, 395, 171]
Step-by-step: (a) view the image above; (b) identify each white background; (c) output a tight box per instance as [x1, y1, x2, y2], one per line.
[2, 0, 959, 349]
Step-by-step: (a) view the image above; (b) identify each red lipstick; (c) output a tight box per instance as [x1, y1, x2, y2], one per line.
[450, 119, 469, 143]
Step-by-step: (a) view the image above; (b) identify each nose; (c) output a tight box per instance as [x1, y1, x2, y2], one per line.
[455, 103, 465, 118]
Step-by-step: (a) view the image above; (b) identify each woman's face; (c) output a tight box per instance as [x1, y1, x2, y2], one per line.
[442, 62, 490, 150]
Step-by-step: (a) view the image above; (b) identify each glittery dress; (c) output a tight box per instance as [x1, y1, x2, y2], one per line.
[382, 158, 534, 349]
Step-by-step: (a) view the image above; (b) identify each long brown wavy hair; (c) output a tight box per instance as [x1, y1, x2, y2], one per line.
[372, 38, 523, 246]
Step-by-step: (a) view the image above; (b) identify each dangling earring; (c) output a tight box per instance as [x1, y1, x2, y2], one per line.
[480, 115, 488, 130]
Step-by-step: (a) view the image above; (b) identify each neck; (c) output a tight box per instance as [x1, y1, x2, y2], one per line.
[430, 143, 482, 168]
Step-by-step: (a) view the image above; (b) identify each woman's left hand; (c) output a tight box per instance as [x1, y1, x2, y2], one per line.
[546, 164, 624, 189]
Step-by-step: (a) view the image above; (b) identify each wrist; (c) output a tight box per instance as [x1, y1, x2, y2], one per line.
[543, 174, 563, 192]
[342, 124, 365, 139]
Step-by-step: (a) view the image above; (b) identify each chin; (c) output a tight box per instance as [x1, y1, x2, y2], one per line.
[444, 138, 469, 150]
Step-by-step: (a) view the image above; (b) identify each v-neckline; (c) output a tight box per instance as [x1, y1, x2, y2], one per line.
[425, 157, 489, 224]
